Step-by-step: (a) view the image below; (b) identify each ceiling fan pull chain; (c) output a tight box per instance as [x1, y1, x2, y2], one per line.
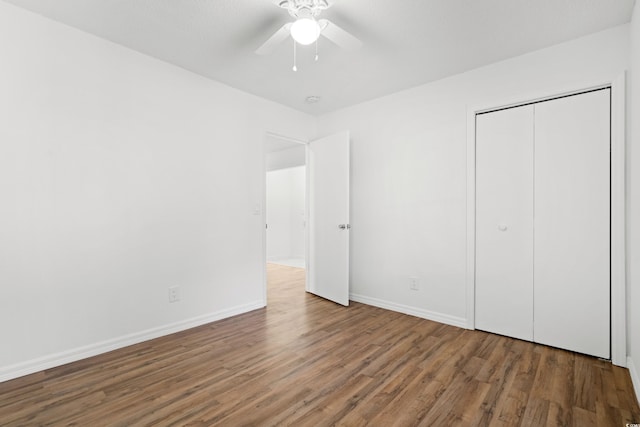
[315, 38, 319, 61]
[292, 39, 298, 71]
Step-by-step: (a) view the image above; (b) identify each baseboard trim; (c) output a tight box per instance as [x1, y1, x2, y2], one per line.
[0, 300, 265, 383]
[349, 293, 467, 329]
[628, 356, 640, 407]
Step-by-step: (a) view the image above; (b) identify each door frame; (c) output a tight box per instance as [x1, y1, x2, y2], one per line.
[465, 73, 627, 366]
[262, 132, 309, 305]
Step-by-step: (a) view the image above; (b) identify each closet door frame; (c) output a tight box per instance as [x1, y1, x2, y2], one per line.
[465, 73, 627, 367]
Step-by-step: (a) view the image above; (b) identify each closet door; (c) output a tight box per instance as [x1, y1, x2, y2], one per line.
[533, 89, 610, 358]
[475, 105, 534, 341]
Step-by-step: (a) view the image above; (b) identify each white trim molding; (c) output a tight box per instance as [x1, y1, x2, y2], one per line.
[465, 73, 627, 366]
[350, 293, 467, 329]
[610, 73, 627, 367]
[0, 301, 265, 383]
[629, 356, 640, 407]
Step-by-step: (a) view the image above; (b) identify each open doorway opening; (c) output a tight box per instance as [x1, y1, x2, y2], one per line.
[264, 133, 307, 300]
[263, 130, 350, 306]
[266, 166, 305, 268]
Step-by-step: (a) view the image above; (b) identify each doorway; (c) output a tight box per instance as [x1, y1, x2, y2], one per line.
[262, 130, 351, 307]
[264, 133, 308, 299]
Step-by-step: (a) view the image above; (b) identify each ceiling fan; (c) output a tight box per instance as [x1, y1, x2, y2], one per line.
[255, 0, 362, 67]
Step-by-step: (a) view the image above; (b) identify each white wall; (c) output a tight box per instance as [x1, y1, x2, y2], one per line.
[627, 0, 640, 403]
[317, 25, 630, 326]
[1, 0, 637, 392]
[267, 170, 294, 260]
[0, 2, 315, 380]
[266, 145, 306, 172]
[266, 167, 306, 261]
[290, 166, 306, 259]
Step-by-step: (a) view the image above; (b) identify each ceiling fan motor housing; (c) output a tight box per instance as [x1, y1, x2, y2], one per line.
[255, 0, 360, 57]
[279, 0, 330, 19]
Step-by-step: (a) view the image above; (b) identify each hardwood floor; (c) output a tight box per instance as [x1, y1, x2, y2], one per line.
[1, 263, 639, 426]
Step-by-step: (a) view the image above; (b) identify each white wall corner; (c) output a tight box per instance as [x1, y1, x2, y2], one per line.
[628, 356, 640, 407]
[350, 293, 467, 329]
[0, 301, 265, 383]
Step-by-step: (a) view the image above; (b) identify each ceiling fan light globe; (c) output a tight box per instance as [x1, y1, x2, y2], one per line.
[290, 18, 320, 45]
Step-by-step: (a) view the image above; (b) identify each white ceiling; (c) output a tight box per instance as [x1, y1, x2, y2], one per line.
[4, 0, 635, 115]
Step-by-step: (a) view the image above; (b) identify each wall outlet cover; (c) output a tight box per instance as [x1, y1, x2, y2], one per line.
[168, 286, 180, 303]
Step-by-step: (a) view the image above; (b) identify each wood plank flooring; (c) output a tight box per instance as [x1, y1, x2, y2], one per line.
[1, 263, 639, 426]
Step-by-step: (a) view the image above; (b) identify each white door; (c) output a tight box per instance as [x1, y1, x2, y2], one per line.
[475, 105, 535, 341]
[533, 89, 610, 358]
[307, 131, 350, 306]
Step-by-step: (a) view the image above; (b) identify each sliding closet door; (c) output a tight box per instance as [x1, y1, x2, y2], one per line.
[475, 105, 534, 341]
[533, 89, 610, 359]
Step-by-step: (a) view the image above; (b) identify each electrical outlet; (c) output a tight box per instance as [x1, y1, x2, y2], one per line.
[168, 286, 180, 303]
[409, 277, 420, 291]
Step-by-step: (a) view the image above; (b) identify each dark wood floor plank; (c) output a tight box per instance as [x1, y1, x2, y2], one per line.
[0, 263, 639, 426]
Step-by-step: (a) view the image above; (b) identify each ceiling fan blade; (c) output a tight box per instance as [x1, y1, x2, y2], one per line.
[318, 19, 362, 50]
[255, 22, 292, 55]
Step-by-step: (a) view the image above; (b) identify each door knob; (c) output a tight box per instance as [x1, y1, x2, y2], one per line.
[498, 224, 508, 231]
